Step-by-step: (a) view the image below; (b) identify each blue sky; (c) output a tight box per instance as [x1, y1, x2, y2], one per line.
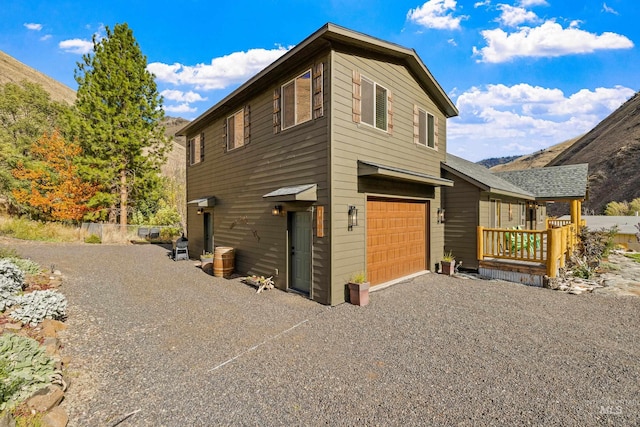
[1, 0, 637, 161]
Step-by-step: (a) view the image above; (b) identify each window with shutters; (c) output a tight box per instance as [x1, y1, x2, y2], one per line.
[417, 108, 436, 148]
[226, 109, 245, 150]
[361, 76, 387, 131]
[188, 133, 203, 166]
[281, 70, 312, 130]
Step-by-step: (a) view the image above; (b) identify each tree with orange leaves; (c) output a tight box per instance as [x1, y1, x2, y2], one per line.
[12, 130, 99, 222]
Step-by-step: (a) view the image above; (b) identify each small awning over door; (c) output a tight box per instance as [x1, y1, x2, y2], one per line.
[187, 196, 216, 207]
[262, 184, 317, 202]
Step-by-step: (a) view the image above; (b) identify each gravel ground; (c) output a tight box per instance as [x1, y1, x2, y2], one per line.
[5, 240, 640, 426]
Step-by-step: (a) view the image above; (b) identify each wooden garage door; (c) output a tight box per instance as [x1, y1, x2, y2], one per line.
[367, 198, 427, 286]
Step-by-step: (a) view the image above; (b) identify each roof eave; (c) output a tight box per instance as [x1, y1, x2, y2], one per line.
[177, 23, 458, 136]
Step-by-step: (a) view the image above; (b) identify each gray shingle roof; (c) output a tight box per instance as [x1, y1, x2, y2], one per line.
[443, 154, 534, 199]
[495, 164, 588, 200]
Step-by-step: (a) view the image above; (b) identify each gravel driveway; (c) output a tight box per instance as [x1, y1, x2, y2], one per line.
[7, 240, 640, 426]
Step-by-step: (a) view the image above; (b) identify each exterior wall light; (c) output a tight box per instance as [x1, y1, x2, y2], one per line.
[437, 208, 445, 224]
[348, 205, 358, 230]
[197, 208, 204, 215]
[272, 205, 283, 216]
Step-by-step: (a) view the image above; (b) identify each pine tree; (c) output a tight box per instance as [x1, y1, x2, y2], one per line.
[74, 23, 170, 227]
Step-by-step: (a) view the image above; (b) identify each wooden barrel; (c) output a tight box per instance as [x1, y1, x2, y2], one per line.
[213, 247, 235, 278]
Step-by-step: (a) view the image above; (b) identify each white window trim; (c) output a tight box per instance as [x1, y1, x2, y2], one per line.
[281, 69, 312, 130]
[417, 107, 436, 149]
[361, 76, 388, 132]
[226, 109, 244, 151]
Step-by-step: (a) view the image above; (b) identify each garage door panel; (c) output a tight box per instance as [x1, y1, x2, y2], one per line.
[366, 199, 427, 286]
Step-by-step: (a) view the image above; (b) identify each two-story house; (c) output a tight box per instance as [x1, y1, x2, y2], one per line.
[178, 23, 458, 305]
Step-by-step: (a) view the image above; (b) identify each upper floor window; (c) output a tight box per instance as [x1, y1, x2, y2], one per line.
[418, 108, 435, 148]
[352, 70, 392, 134]
[226, 109, 245, 151]
[189, 133, 204, 165]
[282, 70, 312, 129]
[361, 76, 388, 131]
[414, 105, 438, 149]
[273, 63, 323, 134]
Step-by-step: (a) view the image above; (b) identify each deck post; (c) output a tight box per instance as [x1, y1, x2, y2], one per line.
[477, 226, 484, 261]
[546, 228, 559, 278]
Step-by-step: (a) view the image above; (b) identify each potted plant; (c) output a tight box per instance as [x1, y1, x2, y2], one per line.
[441, 251, 456, 275]
[347, 272, 370, 306]
[200, 252, 214, 265]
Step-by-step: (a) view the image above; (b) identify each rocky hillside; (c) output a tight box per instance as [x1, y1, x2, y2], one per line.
[0, 50, 76, 104]
[547, 91, 640, 214]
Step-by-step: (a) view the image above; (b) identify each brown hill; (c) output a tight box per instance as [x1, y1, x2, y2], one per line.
[547, 91, 640, 214]
[490, 136, 582, 172]
[0, 50, 76, 104]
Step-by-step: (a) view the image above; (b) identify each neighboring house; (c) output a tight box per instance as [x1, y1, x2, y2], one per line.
[441, 155, 588, 270]
[442, 155, 539, 270]
[178, 23, 458, 305]
[559, 215, 640, 252]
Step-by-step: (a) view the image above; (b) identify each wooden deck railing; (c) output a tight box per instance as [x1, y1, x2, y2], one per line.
[477, 223, 579, 278]
[546, 218, 586, 229]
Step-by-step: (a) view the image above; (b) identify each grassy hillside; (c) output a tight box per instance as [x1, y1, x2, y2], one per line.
[489, 136, 582, 172]
[0, 50, 76, 104]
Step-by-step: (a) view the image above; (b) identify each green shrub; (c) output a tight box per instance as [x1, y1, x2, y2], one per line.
[0, 334, 55, 411]
[0, 259, 25, 287]
[84, 234, 102, 244]
[9, 290, 67, 326]
[6, 258, 41, 275]
[0, 359, 24, 411]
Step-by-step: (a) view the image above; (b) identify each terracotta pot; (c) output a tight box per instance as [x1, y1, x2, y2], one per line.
[348, 282, 370, 306]
[441, 260, 455, 275]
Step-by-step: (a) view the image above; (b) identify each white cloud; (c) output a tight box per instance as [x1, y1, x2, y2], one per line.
[496, 5, 539, 27]
[474, 1, 490, 7]
[448, 84, 635, 161]
[518, 0, 548, 6]
[473, 20, 634, 63]
[164, 103, 197, 114]
[59, 38, 93, 54]
[148, 46, 290, 91]
[407, 0, 467, 30]
[24, 23, 42, 31]
[160, 89, 207, 103]
[602, 3, 619, 15]
[40, 35, 52, 41]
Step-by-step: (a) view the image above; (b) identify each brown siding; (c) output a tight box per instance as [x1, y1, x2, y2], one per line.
[186, 55, 331, 304]
[443, 172, 480, 269]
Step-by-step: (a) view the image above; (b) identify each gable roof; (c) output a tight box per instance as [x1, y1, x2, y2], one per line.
[495, 164, 589, 200]
[443, 154, 534, 199]
[178, 23, 458, 136]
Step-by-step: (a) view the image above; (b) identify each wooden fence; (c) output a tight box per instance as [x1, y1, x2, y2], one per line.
[477, 223, 579, 278]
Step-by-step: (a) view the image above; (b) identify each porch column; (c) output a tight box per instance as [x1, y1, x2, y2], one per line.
[570, 200, 578, 227]
[576, 200, 582, 229]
